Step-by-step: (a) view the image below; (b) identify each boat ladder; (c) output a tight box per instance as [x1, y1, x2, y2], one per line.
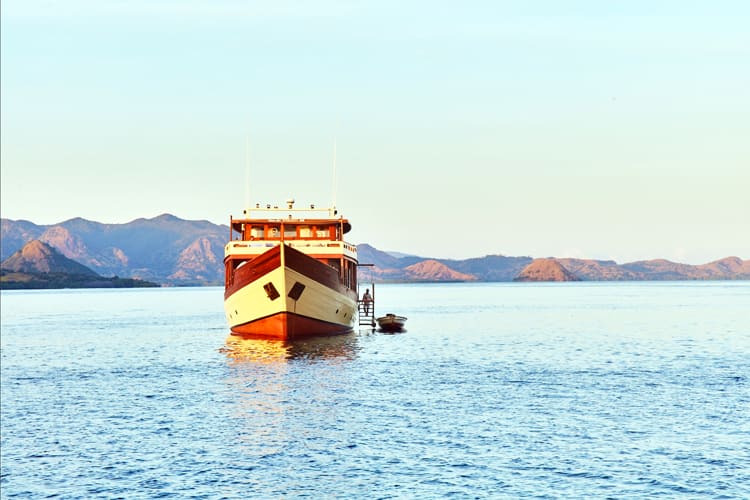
[357, 300, 376, 327]
[357, 278, 376, 327]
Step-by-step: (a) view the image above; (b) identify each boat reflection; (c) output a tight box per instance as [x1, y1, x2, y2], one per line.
[221, 331, 360, 363]
[221, 332, 362, 454]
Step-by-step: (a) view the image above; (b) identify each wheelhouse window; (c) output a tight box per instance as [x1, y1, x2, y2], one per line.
[267, 226, 280, 239]
[316, 226, 331, 239]
[299, 225, 312, 238]
[250, 226, 264, 239]
[284, 225, 297, 239]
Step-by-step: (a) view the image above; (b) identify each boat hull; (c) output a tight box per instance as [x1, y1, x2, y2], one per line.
[376, 314, 407, 332]
[224, 244, 357, 340]
[228, 311, 353, 338]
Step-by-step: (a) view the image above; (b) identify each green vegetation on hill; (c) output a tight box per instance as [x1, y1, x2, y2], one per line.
[0, 270, 159, 289]
[0, 239, 160, 289]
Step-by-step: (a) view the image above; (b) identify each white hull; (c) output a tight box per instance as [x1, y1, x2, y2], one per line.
[225, 265, 357, 336]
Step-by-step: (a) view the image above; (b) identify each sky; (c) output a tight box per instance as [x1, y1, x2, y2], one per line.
[2, 0, 748, 264]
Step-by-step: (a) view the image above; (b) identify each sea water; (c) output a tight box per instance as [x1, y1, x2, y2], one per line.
[1, 282, 749, 499]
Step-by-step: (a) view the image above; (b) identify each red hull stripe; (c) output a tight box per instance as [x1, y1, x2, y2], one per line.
[230, 312, 353, 340]
[224, 245, 281, 299]
[283, 244, 356, 299]
[225, 244, 356, 301]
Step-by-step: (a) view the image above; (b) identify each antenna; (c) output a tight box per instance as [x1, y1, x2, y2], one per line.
[244, 136, 250, 214]
[332, 138, 337, 210]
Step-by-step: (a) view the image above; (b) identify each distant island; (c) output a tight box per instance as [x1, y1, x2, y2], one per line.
[355, 245, 749, 283]
[1, 215, 748, 287]
[1, 240, 158, 289]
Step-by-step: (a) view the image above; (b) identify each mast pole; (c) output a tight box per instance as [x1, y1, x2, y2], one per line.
[244, 135, 251, 214]
[332, 138, 337, 213]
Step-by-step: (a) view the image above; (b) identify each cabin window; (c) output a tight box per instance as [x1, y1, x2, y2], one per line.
[284, 225, 297, 239]
[267, 226, 280, 239]
[250, 226, 264, 239]
[299, 225, 312, 238]
[316, 226, 330, 239]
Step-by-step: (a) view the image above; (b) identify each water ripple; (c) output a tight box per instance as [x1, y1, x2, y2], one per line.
[2, 284, 749, 498]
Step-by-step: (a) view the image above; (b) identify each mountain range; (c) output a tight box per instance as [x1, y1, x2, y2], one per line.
[2, 215, 227, 285]
[2, 215, 748, 286]
[355, 244, 749, 282]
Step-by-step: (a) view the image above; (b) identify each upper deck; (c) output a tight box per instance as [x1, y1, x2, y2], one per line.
[225, 201, 357, 261]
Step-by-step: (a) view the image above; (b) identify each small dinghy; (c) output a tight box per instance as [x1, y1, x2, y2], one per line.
[376, 313, 407, 332]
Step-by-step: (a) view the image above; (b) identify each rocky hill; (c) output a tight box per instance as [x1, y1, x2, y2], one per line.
[1, 240, 158, 289]
[555, 256, 750, 281]
[514, 258, 580, 282]
[2, 216, 748, 284]
[2, 239, 98, 276]
[404, 260, 478, 282]
[698, 256, 750, 277]
[556, 258, 642, 281]
[438, 254, 533, 281]
[620, 257, 750, 280]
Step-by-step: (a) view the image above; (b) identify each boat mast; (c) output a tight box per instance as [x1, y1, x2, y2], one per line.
[331, 138, 337, 213]
[244, 135, 251, 215]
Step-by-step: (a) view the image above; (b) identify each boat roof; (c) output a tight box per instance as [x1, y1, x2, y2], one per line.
[230, 202, 351, 234]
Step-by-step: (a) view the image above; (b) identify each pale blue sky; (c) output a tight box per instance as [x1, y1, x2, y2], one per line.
[2, 1, 748, 263]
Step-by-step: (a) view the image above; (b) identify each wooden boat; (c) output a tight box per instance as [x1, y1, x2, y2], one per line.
[376, 313, 407, 332]
[224, 200, 358, 340]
